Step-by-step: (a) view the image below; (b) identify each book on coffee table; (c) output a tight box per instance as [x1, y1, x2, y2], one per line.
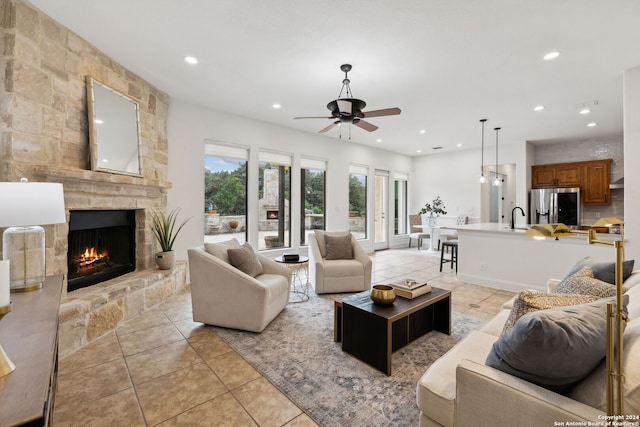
[391, 283, 432, 299]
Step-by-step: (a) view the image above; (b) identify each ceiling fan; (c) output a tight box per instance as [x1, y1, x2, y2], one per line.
[294, 64, 401, 135]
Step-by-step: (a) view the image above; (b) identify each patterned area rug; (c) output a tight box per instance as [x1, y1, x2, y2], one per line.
[213, 293, 486, 427]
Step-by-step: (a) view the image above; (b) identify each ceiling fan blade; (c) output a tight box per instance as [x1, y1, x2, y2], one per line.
[353, 120, 378, 132]
[294, 116, 333, 119]
[319, 121, 340, 133]
[362, 107, 401, 118]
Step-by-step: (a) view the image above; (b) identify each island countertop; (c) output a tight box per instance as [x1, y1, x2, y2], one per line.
[443, 223, 623, 292]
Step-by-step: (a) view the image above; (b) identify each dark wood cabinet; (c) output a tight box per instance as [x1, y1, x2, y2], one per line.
[582, 159, 611, 204]
[531, 159, 611, 204]
[0, 275, 63, 427]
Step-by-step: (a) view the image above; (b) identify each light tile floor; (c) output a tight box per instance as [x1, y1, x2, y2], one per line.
[53, 247, 515, 427]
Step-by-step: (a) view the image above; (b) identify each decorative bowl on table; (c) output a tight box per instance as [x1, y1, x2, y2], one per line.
[370, 284, 396, 305]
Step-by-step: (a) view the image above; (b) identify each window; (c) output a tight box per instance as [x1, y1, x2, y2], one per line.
[301, 158, 326, 245]
[348, 165, 367, 239]
[394, 173, 408, 235]
[204, 143, 248, 244]
[259, 151, 292, 250]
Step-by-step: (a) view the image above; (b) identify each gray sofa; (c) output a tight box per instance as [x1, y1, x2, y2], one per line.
[188, 240, 291, 333]
[417, 270, 640, 427]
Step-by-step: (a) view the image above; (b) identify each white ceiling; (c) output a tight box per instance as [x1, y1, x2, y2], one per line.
[28, 0, 640, 156]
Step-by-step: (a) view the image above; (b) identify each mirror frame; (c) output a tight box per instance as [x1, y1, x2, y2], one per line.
[86, 76, 143, 177]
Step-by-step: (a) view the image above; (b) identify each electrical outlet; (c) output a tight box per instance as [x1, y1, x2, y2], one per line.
[480, 263, 487, 271]
[595, 212, 601, 218]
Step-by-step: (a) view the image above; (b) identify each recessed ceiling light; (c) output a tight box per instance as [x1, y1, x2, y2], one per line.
[94, 119, 103, 124]
[376, 138, 382, 143]
[534, 105, 544, 111]
[272, 103, 281, 109]
[456, 143, 463, 147]
[419, 129, 426, 134]
[416, 149, 422, 153]
[184, 56, 198, 65]
[587, 122, 598, 127]
[579, 108, 591, 115]
[543, 51, 559, 60]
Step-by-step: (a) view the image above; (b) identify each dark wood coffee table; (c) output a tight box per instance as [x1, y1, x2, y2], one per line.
[334, 286, 451, 375]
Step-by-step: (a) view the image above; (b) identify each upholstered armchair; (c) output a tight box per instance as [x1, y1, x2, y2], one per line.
[188, 239, 291, 332]
[308, 231, 372, 294]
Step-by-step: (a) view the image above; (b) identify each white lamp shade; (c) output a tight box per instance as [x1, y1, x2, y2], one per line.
[0, 182, 66, 227]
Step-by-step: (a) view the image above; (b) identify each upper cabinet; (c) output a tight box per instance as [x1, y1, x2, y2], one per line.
[582, 160, 611, 204]
[531, 159, 611, 204]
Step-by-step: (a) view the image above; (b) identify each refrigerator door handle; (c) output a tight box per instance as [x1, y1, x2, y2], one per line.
[550, 191, 558, 223]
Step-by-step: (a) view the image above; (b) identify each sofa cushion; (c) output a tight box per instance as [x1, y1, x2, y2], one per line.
[204, 238, 240, 264]
[568, 319, 640, 414]
[227, 242, 264, 277]
[556, 265, 624, 298]
[314, 230, 351, 258]
[486, 296, 628, 392]
[322, 259, 364, 278]
[502, 290, 599, 334]
[561, 256, 635, 286]
[417, 330, 498, 427]
[325, 234, 354, 260]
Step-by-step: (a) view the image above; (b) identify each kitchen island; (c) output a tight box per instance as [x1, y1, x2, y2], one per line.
[444, 223, 623, 292]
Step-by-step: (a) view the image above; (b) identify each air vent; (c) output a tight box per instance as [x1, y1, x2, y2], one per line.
[432, 146, 443, 150]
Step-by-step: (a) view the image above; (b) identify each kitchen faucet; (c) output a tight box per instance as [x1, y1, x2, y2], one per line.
[511, 206, 526, 230]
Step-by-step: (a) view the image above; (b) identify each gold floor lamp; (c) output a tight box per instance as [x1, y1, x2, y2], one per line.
[525, 217, 626, 416]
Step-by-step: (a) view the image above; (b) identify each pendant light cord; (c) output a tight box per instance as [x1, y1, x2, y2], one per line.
[494, 127, 501, 184]
[480, 119, 487, 176]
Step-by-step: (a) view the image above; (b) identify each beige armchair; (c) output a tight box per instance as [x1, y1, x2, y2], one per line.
[188, 240, 291, 332]
[308, 231, 372, 294]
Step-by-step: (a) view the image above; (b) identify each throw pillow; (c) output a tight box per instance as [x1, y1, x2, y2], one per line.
[556, 265, 625, 298]
[204, 238, 241, 264]
[227, 242, 263, 277]
[325, 234, 354, 260]
[486, 295, 629, 392]
[561, 256, 635, 285]
[501, 290, 598, 334]
[314, 230, 351, 258]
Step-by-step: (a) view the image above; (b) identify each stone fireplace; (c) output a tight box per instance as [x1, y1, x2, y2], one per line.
[0, 0, 187, 356]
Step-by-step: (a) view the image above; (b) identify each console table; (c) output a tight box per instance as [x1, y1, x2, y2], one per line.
[0, 275, 63, 427]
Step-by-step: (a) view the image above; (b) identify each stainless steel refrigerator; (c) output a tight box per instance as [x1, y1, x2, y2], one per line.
[529, 187, 581, 226]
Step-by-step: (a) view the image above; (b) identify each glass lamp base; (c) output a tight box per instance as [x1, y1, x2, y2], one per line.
[2, 226, 45, 292]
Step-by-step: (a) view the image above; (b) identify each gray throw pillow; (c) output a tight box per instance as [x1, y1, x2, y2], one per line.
[325, 234, 354, 260]
[556, 265, 625, 298]
[501, 289, 598, 335]
[227, 242, 263, 277]
[314, 230, 351, 258]
[486, 295, 629, 392]
[204, 238, 241, 264]
[562, 256, 635, 285]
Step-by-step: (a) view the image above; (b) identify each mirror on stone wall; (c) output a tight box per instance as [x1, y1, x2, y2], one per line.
[86, 76, 142, 176]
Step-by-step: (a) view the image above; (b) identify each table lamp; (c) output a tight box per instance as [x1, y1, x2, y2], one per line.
[0, 179, 66, 292]
[525, 218, 626, 416]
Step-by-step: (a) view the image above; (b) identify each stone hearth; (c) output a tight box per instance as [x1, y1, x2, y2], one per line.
[0, 0, 189, 355]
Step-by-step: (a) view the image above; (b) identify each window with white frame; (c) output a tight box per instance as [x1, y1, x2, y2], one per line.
[394, 173, 408, 235]
[348, 165, 367, 239]
[258, 151, 292, 250]
[301, 158, 326, 246]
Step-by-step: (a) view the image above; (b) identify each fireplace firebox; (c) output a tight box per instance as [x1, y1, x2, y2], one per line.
[67, 210, 136, 292]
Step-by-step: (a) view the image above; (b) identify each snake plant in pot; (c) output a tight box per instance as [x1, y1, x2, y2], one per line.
[150, 208, 190, 270]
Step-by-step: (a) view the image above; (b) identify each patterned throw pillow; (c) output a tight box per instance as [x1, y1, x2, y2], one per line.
[501, 290, 599, 335]
[227, 242, 264, 277]
[556, 265, 625, 298]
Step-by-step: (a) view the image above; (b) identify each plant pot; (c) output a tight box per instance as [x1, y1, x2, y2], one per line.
[155, 251, 175, 270]
[427, 214, 437, 226]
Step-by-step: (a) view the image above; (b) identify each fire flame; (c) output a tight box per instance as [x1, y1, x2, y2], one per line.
[77, 247, 108, 267]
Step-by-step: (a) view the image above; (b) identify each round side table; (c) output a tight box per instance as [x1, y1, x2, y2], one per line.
[274, 255, 310, 303]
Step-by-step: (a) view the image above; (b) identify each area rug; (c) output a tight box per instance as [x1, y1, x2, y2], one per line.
[212, 293, 486, 427]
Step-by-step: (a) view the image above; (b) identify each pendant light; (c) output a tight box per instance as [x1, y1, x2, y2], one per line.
[493, 127, 502, 186]
[478, 119, 487, 183]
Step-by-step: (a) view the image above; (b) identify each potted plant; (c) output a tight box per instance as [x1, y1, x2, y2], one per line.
[150, 208, 190, 270]
[419, 196, 447, 226]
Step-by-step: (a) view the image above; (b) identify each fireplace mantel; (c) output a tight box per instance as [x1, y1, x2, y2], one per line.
[31, 165, 172, 190]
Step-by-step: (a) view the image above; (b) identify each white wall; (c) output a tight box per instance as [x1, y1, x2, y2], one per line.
[167, 100, 413, 261]
[410, 142, 529, 222]
[624, 65, 640, 263]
